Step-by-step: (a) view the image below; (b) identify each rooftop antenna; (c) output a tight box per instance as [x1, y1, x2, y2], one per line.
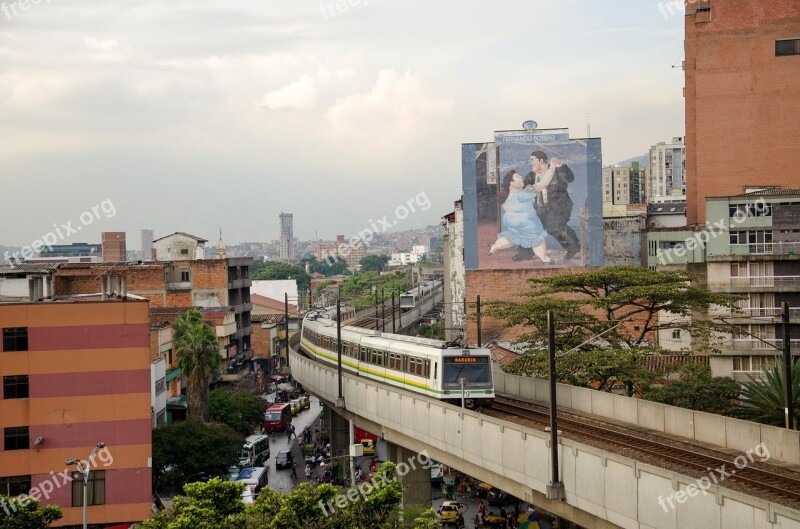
[586, 113, 591, 137]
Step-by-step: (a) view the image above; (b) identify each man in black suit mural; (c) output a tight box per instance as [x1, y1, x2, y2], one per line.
[517, 150, 581, 261]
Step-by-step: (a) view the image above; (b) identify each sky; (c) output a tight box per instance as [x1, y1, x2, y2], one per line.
[0, 0, 686, 250]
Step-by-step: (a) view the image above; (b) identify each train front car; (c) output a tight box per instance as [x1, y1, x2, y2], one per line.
[438, 347, 494, 408]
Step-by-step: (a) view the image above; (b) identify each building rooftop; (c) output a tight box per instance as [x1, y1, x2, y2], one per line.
[0, 263, 60, 275]
[153, 232, 208, 243]
[0, 292, 148, 305]
[149, 306, 233, 316]
[739, 187, 800, 198]
[251, 294, 297, 311]
[252, 314, 286, 324]
[647, 202, 687, 215]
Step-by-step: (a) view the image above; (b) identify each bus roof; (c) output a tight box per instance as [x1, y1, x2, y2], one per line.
[267, 403, 291, 411]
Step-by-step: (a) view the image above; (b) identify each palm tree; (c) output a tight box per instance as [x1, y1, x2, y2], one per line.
[173, 309, 220, 421]
[737, 357, 800, 428]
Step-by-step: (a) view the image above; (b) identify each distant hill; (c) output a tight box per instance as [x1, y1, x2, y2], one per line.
[612, 153, 650, 167]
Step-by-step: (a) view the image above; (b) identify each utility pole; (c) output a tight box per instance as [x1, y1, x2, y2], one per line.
[380, 288, 385, 333]
[391, 293, 396, 334]
[284, 293, 290, 369]
[337, 298, 343, 400]
[782, 302, 794, 430]
[546, 310, 565, 500]
[476, 295, 482, 347]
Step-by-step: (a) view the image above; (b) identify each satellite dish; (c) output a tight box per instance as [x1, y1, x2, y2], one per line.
[522, 120, 538, 131]
[33, 436, 43, 446]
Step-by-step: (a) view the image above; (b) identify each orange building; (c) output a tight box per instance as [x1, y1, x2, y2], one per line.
[0, 295, 151, 527]
[685, 0, 800, 224]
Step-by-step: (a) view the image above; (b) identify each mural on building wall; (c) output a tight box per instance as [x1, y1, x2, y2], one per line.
[462, 129, 603, 270]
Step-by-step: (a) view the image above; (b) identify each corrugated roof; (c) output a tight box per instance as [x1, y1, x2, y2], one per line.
[739, 188, 800, 197]
[252, 314, 286, 324]
[251, 294, 296, 311]
[0, 263, 60, 274]
[153, 232, 208, 243]
[149, 306, 232, 316]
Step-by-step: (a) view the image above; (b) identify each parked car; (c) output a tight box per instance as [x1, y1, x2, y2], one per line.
[430, 463, 444, 483]
[299, 395, 310, 410]
[487, 486, 511, 506]
[275, 450, 294, 469]
[437, 501, 465, 525]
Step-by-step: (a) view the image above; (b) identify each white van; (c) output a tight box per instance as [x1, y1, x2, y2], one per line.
[239, 434, 270, 468]
[234, 467, 268, 504]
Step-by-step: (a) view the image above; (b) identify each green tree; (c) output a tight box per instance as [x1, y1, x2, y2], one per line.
[339, 272, 411, 311]
[360, 255, 390, 273]
[152, 419, 245, 489]
[174, 309, 220, 421]
[483, 267, 742, 395]
[144, 478, 247, 529]
[737, 359, 800, 428]
[643, 364, 742, 415]
[251, 262, 311, 291]
[209, 389, 266, 435]
[145, 462, 435, 529]
[418, 323, 445, 341]
[0, 496, 62, 529]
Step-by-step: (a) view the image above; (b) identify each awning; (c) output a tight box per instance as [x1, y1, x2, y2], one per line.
[166, 395, 187, 409]
[165, 368, 182, 382]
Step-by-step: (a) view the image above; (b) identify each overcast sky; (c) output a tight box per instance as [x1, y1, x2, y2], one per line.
[0, 0, 685, 249]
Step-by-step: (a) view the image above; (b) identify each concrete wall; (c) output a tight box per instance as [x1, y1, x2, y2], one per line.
[290, 348, 800, 529]
[492, 369, 800, 465]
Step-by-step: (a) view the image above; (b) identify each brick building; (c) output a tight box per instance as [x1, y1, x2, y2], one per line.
[0, 294, 152, 526]
[685, 0, 800, 224]
[101, 232, 126, 262]
[52, 258, 254, 382]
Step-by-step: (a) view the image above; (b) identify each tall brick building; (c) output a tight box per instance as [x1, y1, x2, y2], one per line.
[685, 0, 800, 224]
[0, 295, 152, 526]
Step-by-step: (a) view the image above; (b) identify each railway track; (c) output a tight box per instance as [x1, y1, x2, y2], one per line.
[490, 396, 800, 507]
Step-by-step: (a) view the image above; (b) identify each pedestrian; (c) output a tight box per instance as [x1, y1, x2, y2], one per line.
[305, 463, 312, 481]
[290, 424, 296, 439]
[290, 461, 298, 479]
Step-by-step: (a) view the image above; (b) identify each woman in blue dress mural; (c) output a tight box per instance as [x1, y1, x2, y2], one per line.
[487, 169, 555, 264]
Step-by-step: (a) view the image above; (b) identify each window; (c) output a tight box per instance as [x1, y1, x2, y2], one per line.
[3, 375, 29, 399]
[180, 249, 189, 255]
[180, 271, 190, 281]
[71, 470, 106, 507]
[0, 475, 31, 497]
[672, 330, 681, 340]
[4, 426, 29, 451]
[155, 377, 166, 394]
[776, 38, 800, 56]
[2, 328, 28, 352]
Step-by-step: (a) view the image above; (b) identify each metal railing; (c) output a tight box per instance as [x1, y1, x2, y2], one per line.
[729, 276, 800, 288]
[725, 307, 800, 317]
[730, 242, 800, 255]
[729, 338, 800, 351]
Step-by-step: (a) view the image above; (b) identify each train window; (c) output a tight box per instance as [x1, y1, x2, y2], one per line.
[433, 362, 437, 380]
[424, 360, 430, 378]
[360, 347, 368, 362]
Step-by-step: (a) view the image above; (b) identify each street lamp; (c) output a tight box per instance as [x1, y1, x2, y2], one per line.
[65, 442, 106, 529]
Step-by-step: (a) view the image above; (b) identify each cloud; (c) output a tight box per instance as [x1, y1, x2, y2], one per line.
[325, 69, 454, 148]
[260, 74, 319, 109]
[83, 37, 126, 61]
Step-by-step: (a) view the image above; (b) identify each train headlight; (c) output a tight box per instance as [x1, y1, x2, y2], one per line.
[443, 390, 450, 395]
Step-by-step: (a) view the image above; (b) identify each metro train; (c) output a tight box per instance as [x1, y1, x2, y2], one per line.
[399, 279, 442, 310]
[299, 308, 494, 407]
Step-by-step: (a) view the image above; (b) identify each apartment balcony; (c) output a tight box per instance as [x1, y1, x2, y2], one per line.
[725, 338, 800, 353]
[167, 281, 192, 291]
[720, 307, 800, 323]
[726, 276, 800, 293]
[729, 242, 800, 257]
[228, 278, 252, 289]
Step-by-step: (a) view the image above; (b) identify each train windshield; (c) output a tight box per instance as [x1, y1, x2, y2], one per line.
[442, 357, 491, 387]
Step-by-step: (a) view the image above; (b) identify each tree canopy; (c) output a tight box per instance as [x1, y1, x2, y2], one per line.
[209, 389, 266, 436]
[339, 272, 411, 311]
[359, 255, 390, 273]
[643, 364, 742, 415]
[143, 463, 436, 529]
[483, 266, 742, 395]
[152, 418, 244, 489]
[252, 262, 312, 291]
[0, 496, 62, 529]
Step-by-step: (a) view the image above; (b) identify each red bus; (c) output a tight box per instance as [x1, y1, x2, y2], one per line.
[354, 426, 378, 443]
[264, 403, 292, 432]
